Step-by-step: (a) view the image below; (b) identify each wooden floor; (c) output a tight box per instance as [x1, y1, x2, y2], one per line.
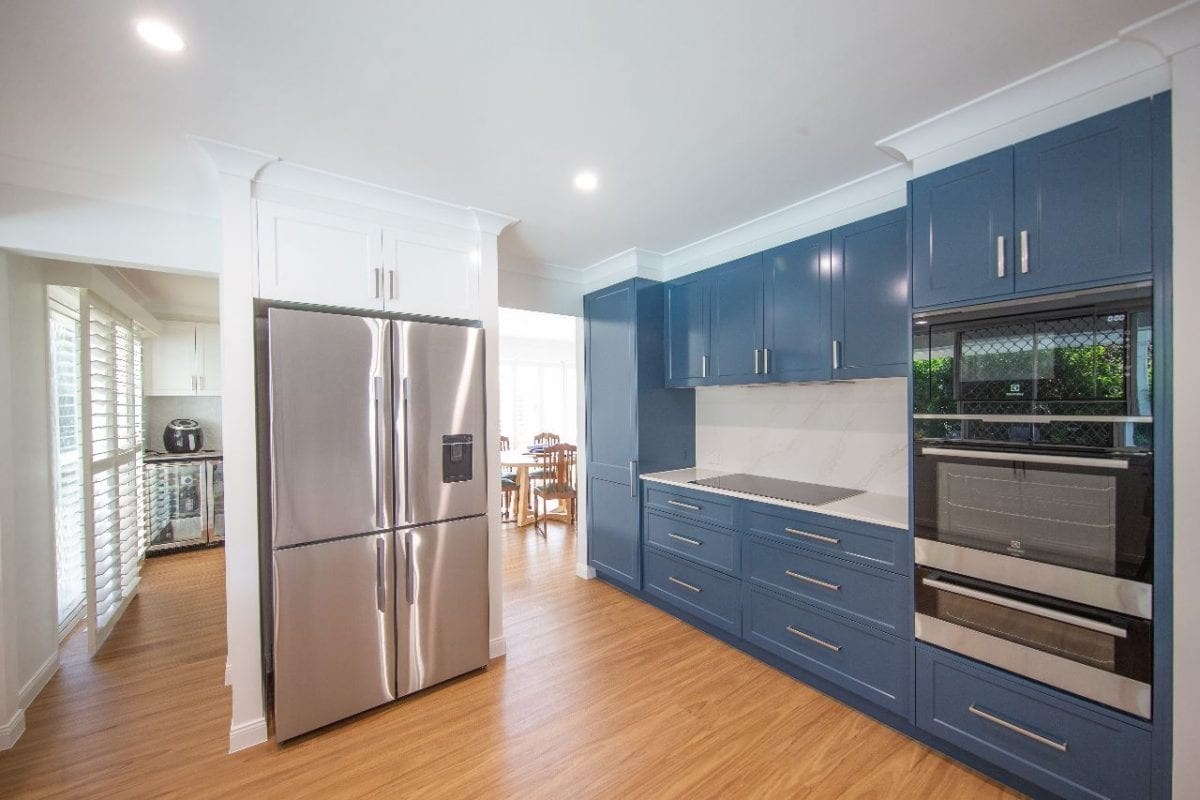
[0, 523, 1023, 799]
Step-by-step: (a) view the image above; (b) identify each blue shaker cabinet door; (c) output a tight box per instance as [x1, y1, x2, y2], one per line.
[911, 149, 1014, 309]
[665, 274, 711, 387]
[763, 233, 831, 383]
[588, 474, 641, 589]
[1013, 98, 1152, 293]
[710, 254, 766, 385]
[584, 282, 637, 473]
[831, 208, 909, 379]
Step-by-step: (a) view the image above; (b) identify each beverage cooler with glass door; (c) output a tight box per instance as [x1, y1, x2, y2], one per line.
[145, 455, 224, 552]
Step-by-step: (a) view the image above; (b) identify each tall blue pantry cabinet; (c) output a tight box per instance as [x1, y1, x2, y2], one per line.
[584, 279, 695, 589]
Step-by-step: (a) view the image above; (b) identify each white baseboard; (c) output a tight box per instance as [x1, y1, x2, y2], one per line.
[576, 563, 596, 580]
[228, 717, 269, 753]
[489, 636, 507, 659]
[0, 709, 26, 751]
[18, 651, 60, 709]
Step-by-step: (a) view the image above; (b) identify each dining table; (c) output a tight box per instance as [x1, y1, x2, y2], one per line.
[499, 452, 542, 527]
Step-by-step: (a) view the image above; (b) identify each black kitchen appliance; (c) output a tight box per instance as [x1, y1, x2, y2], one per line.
[163, 418, 204, 453]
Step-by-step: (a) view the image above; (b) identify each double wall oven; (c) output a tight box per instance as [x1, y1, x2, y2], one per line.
[912, 296, 1154, 718]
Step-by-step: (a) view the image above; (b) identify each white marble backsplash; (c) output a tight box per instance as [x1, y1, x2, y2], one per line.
[694, 378, 908, 497]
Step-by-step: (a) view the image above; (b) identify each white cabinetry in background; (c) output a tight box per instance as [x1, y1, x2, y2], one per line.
[255, 200, 480, 320]
[146, 321, 221, 396]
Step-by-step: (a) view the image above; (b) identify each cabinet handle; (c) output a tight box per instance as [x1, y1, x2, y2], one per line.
[668, 576, 702, 593]
[996, 235, 1006, 278]
[753, 348, 761, 375]
[968, 705, 1068, 753]
[191, 375, 197, 392]
[667, 500, 701, 512]
[785, 569, 840, 591]
[667, 532, 702, 547]
[784, 527, 840, 545]
[831, 340, 841, 370]
[763, 348, 770, 375]
[1019, 230, 1030, 274]
[374, 267, 383, 298]
[388, 269, 397, 299]
[198, 375, 205, 391]
[786, 625, 841, 652]
[701, 354, 709, 379]
[629, 460, 637, 498]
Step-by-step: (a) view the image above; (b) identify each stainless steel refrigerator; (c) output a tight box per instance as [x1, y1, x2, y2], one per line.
[260, 306, 489, 742]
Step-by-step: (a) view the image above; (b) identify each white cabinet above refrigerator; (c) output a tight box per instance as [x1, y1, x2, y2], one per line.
[145, 321, 221, 396]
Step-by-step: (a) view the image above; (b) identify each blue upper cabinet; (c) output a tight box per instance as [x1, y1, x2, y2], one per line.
[763, 233, 831, 383]
[710, 254, 766, 384]
[912, 97, 1158, 310]
[1013, 99, 1152, 293]
[664, 274, 711, 387]
[831, 208, 909, 379]
[910, 149, 1015, 309]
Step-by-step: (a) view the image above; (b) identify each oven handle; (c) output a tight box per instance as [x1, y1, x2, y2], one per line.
[918, 447, 1129, 470]
[921, 577, 1128, 638]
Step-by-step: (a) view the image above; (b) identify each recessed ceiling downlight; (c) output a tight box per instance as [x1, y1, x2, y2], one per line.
[573, 170, 599, 192]
[135, 19, 186, 52]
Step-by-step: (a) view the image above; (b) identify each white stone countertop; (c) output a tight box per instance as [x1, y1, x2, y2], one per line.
[640, 467, 909, 530]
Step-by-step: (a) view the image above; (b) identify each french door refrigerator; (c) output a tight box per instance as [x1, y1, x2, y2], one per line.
[261, 306, 489, 742]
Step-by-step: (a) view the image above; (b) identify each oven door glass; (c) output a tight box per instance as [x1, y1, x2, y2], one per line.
[915, 567, 1152, 717]
[914, 447, 1152, 582]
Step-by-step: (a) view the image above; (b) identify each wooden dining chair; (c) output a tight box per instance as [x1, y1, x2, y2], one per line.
[499, 435, 516, 520]
[527, 432, 560, 488]
[532, 443, 577, 536]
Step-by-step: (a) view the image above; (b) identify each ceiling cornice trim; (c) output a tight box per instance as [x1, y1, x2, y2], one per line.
[1120, 0, 1200, 59]
[499, 259, 587, 285]
[187, 136, 279, 180]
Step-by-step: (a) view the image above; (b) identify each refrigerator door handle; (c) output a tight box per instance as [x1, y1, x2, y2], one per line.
[375, 537, 387, 613]
[404, 530, 415, 605]
[374, 375, 388, 530]
[402, 376, 413, 524]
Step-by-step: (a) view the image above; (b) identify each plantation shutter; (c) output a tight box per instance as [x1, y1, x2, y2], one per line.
[81, 293, 146, 655]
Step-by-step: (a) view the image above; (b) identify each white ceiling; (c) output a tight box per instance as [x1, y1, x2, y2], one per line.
[0, 0, 1176, 274]
[107, 265, 219, 321]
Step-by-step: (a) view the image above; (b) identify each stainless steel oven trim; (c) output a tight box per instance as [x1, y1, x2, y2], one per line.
[919, 446, 1130, 469]
[914, 414, 1152, 424]
[914, 539, 1152, 620]
[915, 613, 1151, 719]
[920, 577, 1128, 638]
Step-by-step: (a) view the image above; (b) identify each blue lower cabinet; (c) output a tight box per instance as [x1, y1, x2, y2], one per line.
[916, 644, 1151, 800]
[643, 548, 740, 635]
[743, 535, 907, 635]
[745, 504, 909, 575]
[742, 587, 910, 717]
[643, 484, 737, 529]
[645, 510, 739, 575]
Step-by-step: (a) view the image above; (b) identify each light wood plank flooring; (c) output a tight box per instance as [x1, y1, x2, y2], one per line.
[0, 523, 1023, 799]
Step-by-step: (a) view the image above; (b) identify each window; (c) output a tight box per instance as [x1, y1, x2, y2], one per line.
[48, 287, 86, 634]
[82, 294, 146, 653]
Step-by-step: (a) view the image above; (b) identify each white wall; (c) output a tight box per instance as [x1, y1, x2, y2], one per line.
[694, 379, 908, 497]
[1171, 41, 1200, 800]
[498, 269, 582, 318]
[0, 252, 25, 747]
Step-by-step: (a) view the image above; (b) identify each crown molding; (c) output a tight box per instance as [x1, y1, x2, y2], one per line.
[583, 248, 665, 290]
[499, 258, 587, 285]
[472, 208, 519, 236]
[187, 136, 279, 180]
[1121, 0, 1200, 59]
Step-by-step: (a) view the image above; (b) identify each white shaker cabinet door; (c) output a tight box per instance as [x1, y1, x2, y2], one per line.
[146, 321, 199, 396]
[382, 229, 479, 320]
[256, 200, 385, 311]
[195, 322, 221, 396]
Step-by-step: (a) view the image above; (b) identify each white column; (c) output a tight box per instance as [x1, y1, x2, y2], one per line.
[0, 254, 26, 749]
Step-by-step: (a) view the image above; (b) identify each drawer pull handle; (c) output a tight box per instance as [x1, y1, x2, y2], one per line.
[786, 625, 841, 652]
[968, 705, 1068, 753]
[667, 533, 702, 547]
[667, 500, 702, 512]
[668, 576, 702, 593]
[784, 527, 840, 545]
[785, 570, 840, 591]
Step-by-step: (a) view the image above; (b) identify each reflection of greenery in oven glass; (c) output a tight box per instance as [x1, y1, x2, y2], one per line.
[913, 356, 953, 413]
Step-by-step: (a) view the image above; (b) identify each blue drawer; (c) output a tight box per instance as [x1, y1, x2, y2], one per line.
[645, 510, 739, 575]
[643, 548, 740, 635]
[644, 484, 737, 529]
[743, 587, 910, 717]
[916, 644, 1151, 800]
[746, 503, 909, 575]
[744, 535, 906, 635]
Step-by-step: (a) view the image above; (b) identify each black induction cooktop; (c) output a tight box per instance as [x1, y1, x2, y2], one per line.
[689, 473, 863, 506]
